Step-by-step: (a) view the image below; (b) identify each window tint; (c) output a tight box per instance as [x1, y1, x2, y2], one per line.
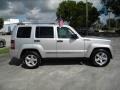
[17, 27, 31, 38]
[36, 27, 54, 38]
[57, 27, 74, 38]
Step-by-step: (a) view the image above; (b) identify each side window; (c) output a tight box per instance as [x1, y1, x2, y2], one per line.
[57, 27, 74, 38]
[17, 27, 31, 38]
[36, 27, 54, 38]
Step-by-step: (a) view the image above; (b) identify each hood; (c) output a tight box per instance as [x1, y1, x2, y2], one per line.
[83, 36, 111, 45]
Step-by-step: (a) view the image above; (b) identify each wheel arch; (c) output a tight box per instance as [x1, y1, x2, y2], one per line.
[18, 44, 45, 59]
[20, 49, 42, 59]
[90, 47, 112, 59]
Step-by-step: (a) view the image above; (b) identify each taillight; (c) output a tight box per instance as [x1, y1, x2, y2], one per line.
[11, 40, 15, 49]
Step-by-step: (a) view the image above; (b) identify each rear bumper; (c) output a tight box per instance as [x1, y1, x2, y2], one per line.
[10, 49, 19, 59]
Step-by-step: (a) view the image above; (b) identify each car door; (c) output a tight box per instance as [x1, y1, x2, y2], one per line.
[56, 26, 85, 58]
[34, 26, 57, 58]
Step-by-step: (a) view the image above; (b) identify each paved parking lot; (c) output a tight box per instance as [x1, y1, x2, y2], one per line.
[0, 37, 120, 90]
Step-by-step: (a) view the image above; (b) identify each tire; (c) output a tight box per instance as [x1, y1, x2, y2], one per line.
[90, 49, 110, 67]
[0, 41, 4, 48]
[21, 51, 41, 69]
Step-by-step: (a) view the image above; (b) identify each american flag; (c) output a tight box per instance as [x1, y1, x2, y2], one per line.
[58, 18, 64, 28]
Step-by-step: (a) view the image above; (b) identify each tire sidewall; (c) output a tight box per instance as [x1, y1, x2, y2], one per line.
[91, 49, 110, 67]
[22, 51, 41, 69]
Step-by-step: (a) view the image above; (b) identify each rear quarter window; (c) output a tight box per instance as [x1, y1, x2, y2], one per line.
[17, 27, 31, 38]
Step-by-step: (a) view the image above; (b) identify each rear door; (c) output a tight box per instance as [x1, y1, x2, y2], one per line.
[34, 26, 57, 58]
[15, 26, 32, 53]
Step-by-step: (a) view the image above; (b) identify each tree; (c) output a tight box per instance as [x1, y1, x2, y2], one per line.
[102, 19, 118, 31]
[56, 1, 99, 29]
[101, 0, 120, 16]
[107, 19, 116, 28]
[117, 19, 120, 29]
[0, 18, 4, 30]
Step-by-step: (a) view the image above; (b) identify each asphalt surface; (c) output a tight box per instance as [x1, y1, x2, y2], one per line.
[0, 37, 120, 90]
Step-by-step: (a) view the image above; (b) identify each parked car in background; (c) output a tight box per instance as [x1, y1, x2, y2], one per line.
[0, 38, 6, 48]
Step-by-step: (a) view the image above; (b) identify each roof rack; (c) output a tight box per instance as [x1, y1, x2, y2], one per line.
[17, 22, 57, 25]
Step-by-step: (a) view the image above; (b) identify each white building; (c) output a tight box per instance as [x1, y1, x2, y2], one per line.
[3, 19, 20, 33]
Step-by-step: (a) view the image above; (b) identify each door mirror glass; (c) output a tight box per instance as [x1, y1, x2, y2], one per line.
[71, 34, 78, 39]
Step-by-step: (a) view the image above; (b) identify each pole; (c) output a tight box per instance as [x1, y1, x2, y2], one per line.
[86, 0, 88, 35]
[109, 12, 110, 30]
[116, 18, 118, 31]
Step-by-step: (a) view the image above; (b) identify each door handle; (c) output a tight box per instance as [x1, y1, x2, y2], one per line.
[34, 40, 40, 42]
[57, 40, 63, 42]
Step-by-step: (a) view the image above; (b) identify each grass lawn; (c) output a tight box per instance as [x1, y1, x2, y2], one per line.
[0, 48, 9, 54]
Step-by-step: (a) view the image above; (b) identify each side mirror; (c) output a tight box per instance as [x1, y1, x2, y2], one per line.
[71, 34, 78, 39]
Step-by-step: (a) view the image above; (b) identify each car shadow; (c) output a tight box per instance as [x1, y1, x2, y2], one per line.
[42, 58, 92, 66]
[9, 58, 93, 67]
[9, 58, 22, 66]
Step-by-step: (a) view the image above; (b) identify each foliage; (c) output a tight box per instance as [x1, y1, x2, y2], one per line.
[102, 19, 117, 31]
[102, 25, 109, 30]
[107, 19, 116, 28]
[117, 19, 120, 28]
[0, 48, 9, 54]
[56, 1, 99, 29]
[0, 18, 4, 30]
[101, 0, 120, 16]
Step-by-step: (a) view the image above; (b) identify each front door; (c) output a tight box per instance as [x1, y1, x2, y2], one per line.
[56, 27, 85, 58]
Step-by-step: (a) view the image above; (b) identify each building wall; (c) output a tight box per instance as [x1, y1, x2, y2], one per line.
[3, 24, 17, 32]
[2, 19, 20, 33]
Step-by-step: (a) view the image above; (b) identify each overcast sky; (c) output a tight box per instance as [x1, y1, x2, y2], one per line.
[0, 0, 109, 23]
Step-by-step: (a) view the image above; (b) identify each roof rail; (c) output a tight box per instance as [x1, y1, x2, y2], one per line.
[17, 22, 57, 25]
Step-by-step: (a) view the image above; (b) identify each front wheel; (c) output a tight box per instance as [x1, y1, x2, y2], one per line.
[21, 51, 41, 69]
[90, 49, 111, 67]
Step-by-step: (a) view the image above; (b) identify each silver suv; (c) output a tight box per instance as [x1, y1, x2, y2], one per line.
[10, 23, 113, 68]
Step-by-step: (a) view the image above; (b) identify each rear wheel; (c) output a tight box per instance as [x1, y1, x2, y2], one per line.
[90, 49, 110, 67]
[21, 51, 41, 69]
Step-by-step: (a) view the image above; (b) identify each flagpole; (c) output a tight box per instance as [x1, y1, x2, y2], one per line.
[108, 8, 111, 31]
